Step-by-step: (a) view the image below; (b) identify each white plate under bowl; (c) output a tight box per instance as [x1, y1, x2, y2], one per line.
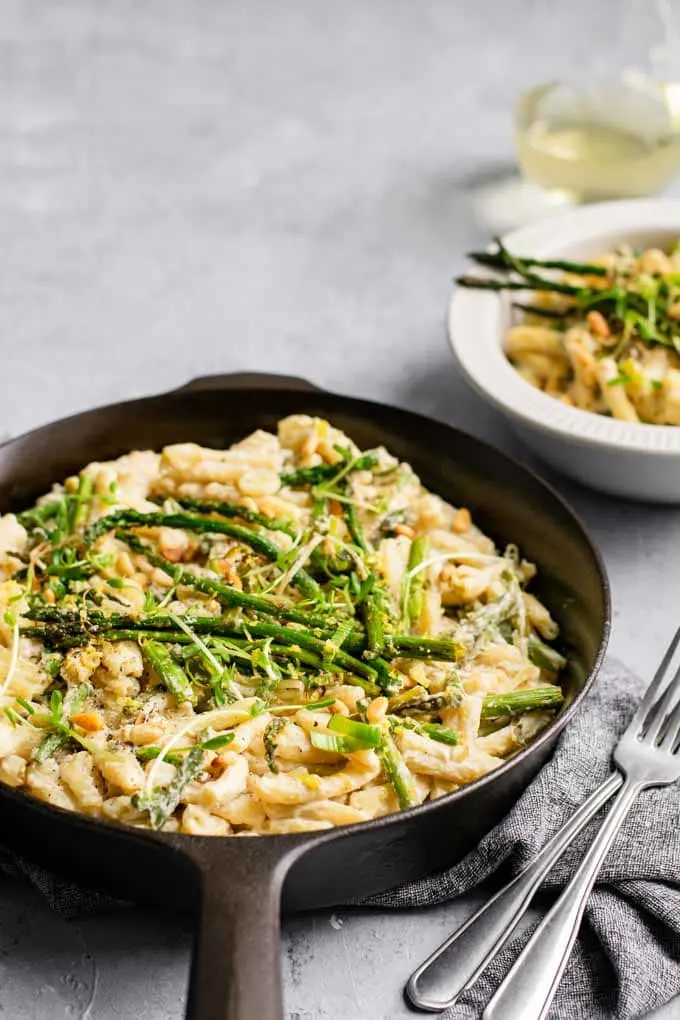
[449, 198, 680, 502]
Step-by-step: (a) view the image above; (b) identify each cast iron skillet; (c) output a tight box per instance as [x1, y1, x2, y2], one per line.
[0, 373, 610, 1020]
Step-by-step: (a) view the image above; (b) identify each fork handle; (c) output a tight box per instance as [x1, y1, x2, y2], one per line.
[406, 771, 623, 1012]
[483, 777, 642, 1020]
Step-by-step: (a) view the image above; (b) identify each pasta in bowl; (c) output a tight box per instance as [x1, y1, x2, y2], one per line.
[0, 415, 566, 836]
[463, 239, 680, 425]
[449, 197, 680, 500]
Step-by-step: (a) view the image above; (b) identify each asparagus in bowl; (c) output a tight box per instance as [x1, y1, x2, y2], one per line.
[448, 198, 680, 501]
[459, 237, 680, 424]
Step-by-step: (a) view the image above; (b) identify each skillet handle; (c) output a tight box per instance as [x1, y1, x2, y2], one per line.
[172, 372, 323, 394]
[181, 836, 307, 1020]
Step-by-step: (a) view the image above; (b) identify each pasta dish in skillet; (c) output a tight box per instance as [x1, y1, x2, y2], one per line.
[0, 416, 565, 835]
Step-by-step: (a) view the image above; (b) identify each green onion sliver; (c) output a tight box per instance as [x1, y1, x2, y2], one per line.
[310, 731, 371, 754]
[327, 714, 383, 748]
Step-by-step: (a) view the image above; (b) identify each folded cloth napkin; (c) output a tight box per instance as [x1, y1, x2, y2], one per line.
[367, 659, 680, 1019]
[1, 659, 680, 1019]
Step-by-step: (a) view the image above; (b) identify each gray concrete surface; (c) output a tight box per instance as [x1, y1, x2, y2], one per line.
[0, 0, 679, 1016]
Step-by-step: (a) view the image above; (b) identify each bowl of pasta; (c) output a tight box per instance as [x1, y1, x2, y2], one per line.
[0, 373, 609, 1020]
[449, 198, 680, 501]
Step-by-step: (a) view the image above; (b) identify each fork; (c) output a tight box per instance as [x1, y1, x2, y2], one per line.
[407, 627, 680, 1020]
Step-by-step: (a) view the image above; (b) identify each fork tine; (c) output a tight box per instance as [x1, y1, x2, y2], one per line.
[642, 663, 680, 744]
[659, 696, 680, 750]
[629, 626, 680, 737]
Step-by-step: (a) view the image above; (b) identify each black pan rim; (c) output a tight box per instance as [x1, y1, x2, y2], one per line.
[0, 377, 611, 849]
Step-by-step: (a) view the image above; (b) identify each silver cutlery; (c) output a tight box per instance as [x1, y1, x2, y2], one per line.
[407, 627, 680, 1019]
[406, 771, 622, 1012]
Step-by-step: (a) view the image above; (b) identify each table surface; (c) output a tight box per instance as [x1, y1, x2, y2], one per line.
[1, 1, 678, 1017]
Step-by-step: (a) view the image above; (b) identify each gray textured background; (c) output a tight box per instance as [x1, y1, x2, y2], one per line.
[1, 1, 679, 1017]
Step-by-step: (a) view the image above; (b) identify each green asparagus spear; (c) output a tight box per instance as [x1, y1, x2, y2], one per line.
[379, 722, 419, 809]
[480, 686, 564, 720]
[68, 473, 94, 534]
[386, 634, 459, 661]
[467, 248, 606, 277]
[119, 532, 329, 624]
[281, 452, 379, 488]
[85, 510, 322, 600]
[392, 717, 458, 746]
[165, 497, 296, 536]
[403, 536, 429, 631]
[25, 607, 382, 694]
[456, 275, 583, 297]
[362, 574, 388, 657]
[142, 640, 195, 703]
[527, 635, 567, 673]
[25, 596, 458, 673]
[390, 687, 462, 716]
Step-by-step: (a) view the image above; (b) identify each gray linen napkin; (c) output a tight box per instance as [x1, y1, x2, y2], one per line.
[1, 659, 679, 1019]
[368, 659, 680, 1019]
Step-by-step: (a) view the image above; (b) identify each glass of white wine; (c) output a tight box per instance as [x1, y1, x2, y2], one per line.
[515, 1, 680, 202]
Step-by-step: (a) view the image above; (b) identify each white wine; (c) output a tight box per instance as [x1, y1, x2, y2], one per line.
[515, 80, 680, 202]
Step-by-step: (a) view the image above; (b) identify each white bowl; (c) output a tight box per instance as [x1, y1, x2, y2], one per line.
[449, 198, 680, 502]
